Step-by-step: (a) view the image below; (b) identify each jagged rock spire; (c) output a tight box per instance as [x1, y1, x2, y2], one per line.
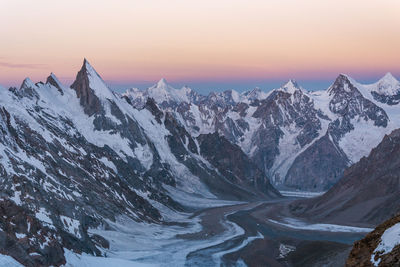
[70, 59, 105, 116]
[46, 73, 64, 95]
[328, 74, 358, 95]
[18, 77, 39, 98]
[20, 77, 36, 90]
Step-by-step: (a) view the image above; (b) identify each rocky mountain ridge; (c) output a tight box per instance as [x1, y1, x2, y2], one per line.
[125, 72, 400, 191]
[1, 58, 399, 265]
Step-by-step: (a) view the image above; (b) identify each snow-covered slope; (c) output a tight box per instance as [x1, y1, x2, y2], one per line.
[361, 72, 400, 106]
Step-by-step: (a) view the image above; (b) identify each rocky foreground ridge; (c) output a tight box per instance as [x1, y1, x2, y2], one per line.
[347, 214, 400, 267]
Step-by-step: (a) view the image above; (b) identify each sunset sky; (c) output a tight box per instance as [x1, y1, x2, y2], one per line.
[1, 0, 399, 92]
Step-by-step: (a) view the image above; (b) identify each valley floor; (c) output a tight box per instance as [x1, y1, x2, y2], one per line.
[61, 196, 371, 267]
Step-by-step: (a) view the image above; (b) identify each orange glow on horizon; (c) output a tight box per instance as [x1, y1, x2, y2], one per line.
[0, 0, 399, 87]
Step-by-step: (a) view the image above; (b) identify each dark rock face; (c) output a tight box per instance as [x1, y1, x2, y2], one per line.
[0, 200, 66, 267]
[197, 132, 280, 198]
[241, 87, 264, 102]
[18, 78, 39, 99]
[251, 89, 324, 176]
[159, 105, 277, 201]
[290, 129, 400, 226]
[346, 214, 400, 267]
[250, 124, 282, 173]
[253, 86, 324, 149]
[371, 91, 400, 105]
[145, 98, 164, 124]
[46, 74, 64, 95]
[70, 59, 104, 116]
[285, 134, 349, 191]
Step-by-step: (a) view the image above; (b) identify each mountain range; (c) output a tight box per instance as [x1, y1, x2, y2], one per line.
[124, 71, 400, 192]
[0, 59, 400, 266]
[0, 59, 279, 265]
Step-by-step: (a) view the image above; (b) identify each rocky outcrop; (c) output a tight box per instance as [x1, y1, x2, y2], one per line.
[371, 91, 400, 105]
[328, 74, 388, 129]
[46, 73, 64, 95]
[0, 200, 66, 267]
[18, 78, 39, 99]
[70, 59, 104, 116]
[144, 98, 163, 123]
[346, 214, 400, 267]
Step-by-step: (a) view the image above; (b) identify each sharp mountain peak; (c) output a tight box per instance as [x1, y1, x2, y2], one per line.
[20, 77, 36, 90]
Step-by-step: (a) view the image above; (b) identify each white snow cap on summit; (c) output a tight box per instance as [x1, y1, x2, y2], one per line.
[380, 72, 398, 83]
[20, 77, 37, 90]
[281, 79, 301, 94]
[373, 72, 400, 96]
[147, 78, 191, 103]
[156, 78, 168, 88]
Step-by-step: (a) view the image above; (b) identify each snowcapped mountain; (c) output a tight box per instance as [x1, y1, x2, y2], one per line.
[0, 59, 279, 265]
[368, 72, 400, 105]
[127, 73, 400, 191]
[1, 58, 398, 264]
[123, 78, 202, 109]
[241, 87, 270, 102]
